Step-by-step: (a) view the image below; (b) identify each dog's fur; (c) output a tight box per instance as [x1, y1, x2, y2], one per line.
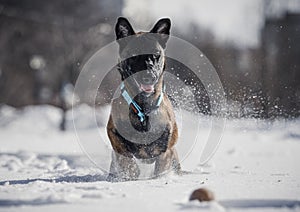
[106, 17, 180, 180]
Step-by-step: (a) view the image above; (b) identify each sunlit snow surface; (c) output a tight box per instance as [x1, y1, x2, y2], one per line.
[0, 105, 300, 211]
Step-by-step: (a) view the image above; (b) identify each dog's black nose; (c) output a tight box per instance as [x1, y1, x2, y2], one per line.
[142, 73, 156, 85]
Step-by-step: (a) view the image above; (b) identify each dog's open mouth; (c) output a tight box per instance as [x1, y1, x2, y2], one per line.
[140, 84, 155, 93]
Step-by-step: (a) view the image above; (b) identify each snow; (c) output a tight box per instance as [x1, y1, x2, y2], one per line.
[0, 105, 300, 211]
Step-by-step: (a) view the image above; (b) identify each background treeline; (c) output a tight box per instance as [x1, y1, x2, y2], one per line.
[0, 0, 299, 120]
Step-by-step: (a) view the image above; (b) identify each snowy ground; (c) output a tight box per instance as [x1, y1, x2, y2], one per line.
[0, 105, 300, 212]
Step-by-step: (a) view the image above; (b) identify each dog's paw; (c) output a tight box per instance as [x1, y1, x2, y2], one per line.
[172, 161, 182, 175]
[106, 173, 138, 182]
[106, 173, 120, 182]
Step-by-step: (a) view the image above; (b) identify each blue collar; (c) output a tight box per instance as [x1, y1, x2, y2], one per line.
[120, 82, 164, 122]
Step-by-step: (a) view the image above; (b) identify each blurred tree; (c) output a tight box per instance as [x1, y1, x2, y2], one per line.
[0, 0, 122, 108]
[261, 13, 300, 118]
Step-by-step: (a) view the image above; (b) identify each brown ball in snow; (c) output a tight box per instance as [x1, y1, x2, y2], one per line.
[189, 188, 215, 202]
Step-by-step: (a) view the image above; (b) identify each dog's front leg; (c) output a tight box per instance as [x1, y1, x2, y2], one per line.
[108, 152, 140, 181]
[154, 148, 181, 177]
[107, 117, 140, 181]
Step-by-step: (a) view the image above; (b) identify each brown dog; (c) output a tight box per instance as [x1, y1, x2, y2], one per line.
[106, 17, 180, 181]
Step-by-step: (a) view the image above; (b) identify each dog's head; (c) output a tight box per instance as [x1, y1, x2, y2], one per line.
[115, 17, 171, 95]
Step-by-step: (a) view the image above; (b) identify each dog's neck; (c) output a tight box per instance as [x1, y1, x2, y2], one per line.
[121, 77, 164, 131]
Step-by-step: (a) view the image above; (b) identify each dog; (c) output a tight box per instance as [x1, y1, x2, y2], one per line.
[106, 17, 180, 181]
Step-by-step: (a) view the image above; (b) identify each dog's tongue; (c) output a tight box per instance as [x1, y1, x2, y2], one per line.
[140, 84, 154, 93]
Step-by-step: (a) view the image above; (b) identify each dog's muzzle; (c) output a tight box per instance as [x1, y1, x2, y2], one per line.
[137, 72, 158, 94]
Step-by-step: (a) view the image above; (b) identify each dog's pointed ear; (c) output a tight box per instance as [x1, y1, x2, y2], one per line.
[115, 17, 135, 40]
[150, 18, 171, 48]
[150, 18, 171, 35]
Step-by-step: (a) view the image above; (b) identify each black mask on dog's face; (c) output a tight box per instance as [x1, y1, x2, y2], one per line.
[115, 17, 171, 95]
